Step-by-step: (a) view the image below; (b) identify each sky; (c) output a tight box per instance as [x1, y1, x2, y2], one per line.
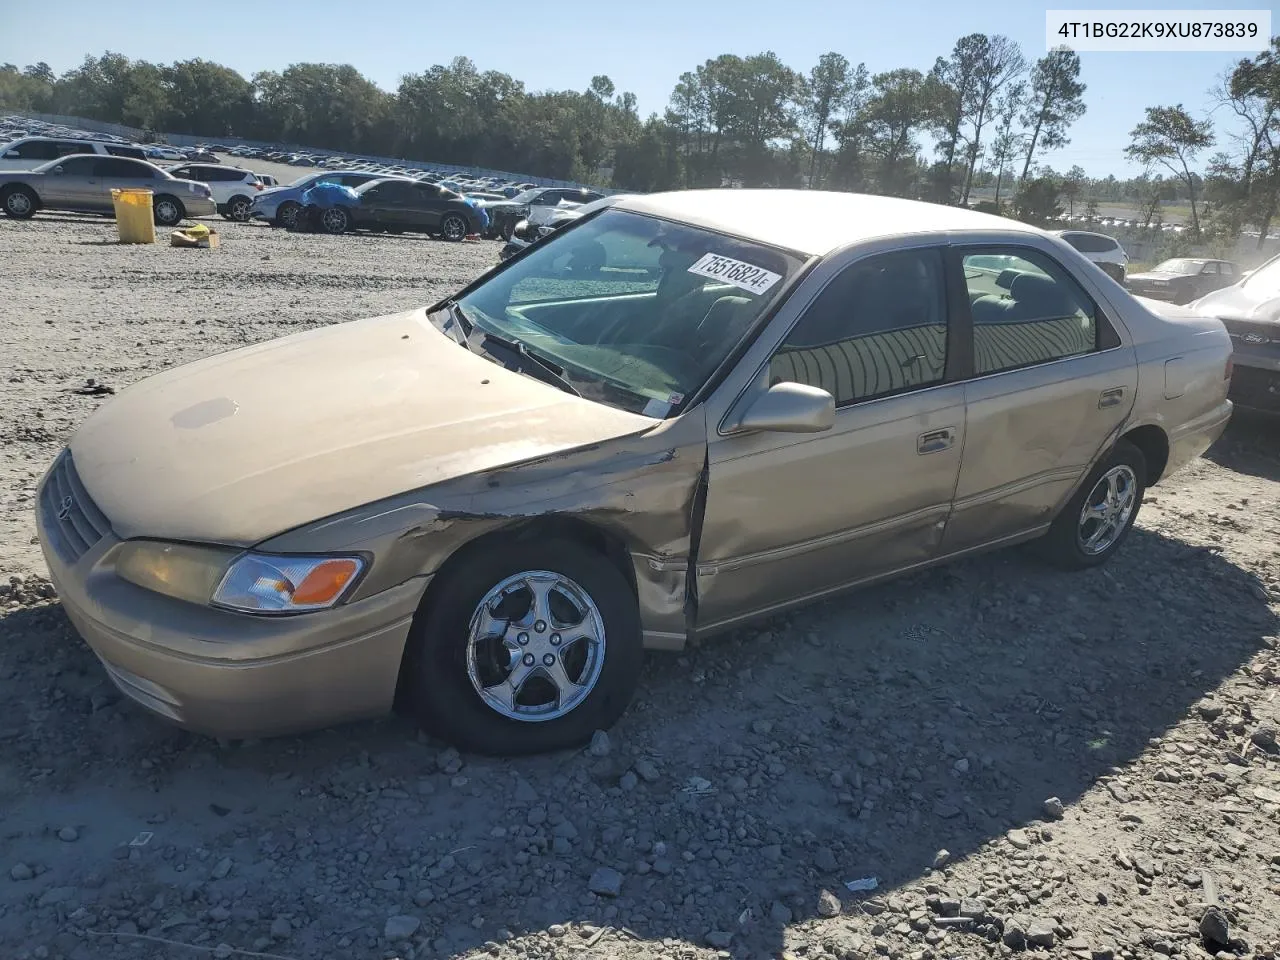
[1, 0, 1270, 178]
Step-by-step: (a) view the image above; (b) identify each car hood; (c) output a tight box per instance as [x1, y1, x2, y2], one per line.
[1191, 283, 1280, 322]
[1127, 270, 1186, 282]
[68, 309, 657, 546]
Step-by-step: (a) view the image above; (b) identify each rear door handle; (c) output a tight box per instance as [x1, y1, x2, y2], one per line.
[917, 428, 956, 455]
[1099, 387, 1125, 409]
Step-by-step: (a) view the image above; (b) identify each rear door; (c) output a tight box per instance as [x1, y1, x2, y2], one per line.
[359, 180, 412, 227]
[44, 155, 100, 208]
[92, 157, 160, 211]
[940, 242, 1136, 554]
[405, 183, 447, 230]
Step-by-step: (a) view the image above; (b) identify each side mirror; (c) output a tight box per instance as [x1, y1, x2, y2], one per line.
[728, 381, 835, 434]
[52, 165, 65, 175]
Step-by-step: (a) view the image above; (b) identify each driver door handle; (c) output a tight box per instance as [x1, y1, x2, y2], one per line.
[917, 428, 956, 455]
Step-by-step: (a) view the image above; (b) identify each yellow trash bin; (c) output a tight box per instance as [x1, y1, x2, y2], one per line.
[110, 188, 156, 244]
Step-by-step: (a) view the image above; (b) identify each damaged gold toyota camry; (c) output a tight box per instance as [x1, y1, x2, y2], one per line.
[37, 190, 1234, 754]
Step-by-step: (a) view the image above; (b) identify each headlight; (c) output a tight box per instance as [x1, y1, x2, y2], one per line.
[213, 553, 366, 613]
[116, 541, 365, 613]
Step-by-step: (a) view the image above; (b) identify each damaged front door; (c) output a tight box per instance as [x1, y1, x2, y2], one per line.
[693, 246, 966, 632]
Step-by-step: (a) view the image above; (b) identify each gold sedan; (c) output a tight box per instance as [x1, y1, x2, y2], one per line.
[36, 190, 1234, 754]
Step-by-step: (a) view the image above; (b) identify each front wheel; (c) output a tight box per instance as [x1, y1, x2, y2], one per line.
[1036, 439, 1146, 570]
[320, 206, 349, 234]
[1, 185, 38, 219]
[153, 195, 185, 227]
[275, 201, 300, 229]
[405, 538, 643, 755]
[440, 213, 469, 241]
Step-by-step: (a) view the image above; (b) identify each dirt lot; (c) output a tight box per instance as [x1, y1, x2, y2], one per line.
[2, 214, 1280, 960]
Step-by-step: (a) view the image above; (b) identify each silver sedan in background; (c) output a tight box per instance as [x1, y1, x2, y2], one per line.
[0, 154, 216, 226]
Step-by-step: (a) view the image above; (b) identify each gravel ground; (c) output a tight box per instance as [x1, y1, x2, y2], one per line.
[2, 215, 1280, 960]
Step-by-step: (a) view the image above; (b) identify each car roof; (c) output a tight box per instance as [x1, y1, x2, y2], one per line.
[615, 189, 1041, 257]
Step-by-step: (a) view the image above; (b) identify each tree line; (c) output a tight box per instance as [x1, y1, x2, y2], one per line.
[1, 38, 1278, 242]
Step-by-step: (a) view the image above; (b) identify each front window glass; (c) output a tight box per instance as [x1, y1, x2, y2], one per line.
[451, 209, 803, 417]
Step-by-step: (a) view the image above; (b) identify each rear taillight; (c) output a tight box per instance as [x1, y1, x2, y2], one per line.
[1225, 357, 1234, 380]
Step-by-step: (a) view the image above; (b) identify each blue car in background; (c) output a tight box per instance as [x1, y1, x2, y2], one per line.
[249, 170, 411, 228]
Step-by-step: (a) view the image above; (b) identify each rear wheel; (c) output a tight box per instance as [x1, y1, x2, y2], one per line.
[1036, 439, 1146, 570]
[1, 185, 37, 219]
[226, 195, 252, 222]
[153, 195, 184, 227]
[404, 538, 643, 755]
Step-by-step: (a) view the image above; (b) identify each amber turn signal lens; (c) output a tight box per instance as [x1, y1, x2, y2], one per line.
[291, 558, 360, 605]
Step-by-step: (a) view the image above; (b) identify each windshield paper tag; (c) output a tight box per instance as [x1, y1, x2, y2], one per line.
[687, 253, 782, 296]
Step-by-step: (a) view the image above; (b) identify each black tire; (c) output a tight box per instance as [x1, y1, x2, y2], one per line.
[405, 538, 643, 755]
[1036, 439, 1146, 570]
[319, 206, 349, 235]
[153, 195, 185, 227]
[226, 195, 252, 222]
[501, 216, 517, 241]
[1, 185, 38, 219]
[276, 201, 300, 229]
[441, 212, 469, 242]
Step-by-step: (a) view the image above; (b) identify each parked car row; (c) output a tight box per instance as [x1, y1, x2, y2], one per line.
[289, 176, 489, 240]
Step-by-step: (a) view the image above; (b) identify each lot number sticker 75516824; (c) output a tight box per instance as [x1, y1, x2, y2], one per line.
[687, 253, 782, 296]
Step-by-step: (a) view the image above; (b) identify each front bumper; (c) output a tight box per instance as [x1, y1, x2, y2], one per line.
[1229, 363, 1280, 413]
[1127, 284, 1181, 302]
[35, 454, 424, 739]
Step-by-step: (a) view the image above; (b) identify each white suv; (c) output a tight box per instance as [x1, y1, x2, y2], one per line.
[0, 136, 149, 171]
[1052, 230, 1128, 282]
[165, 162, 263, 221]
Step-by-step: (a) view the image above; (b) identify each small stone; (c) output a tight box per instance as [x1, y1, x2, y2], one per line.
[1026, 919, 1056, 948]
[57, 827, 79, 843]
[384, 915, 420, 941]
[706, 930, 733, 949]
[548, 924, 567, 938]
[210, 857, 233, 880]
[269, 917, 292, 940]
[932, 849, 951, 870]
[633, 758, 660, 782]
[413, 888, 436, 907]
[213, 945, 233, 960]
[1200, 906, 1230, 947]
[1043, 796, 1065, 820]
[619, 771, 638, 791]
[770, 901, 793, 924]
[959, 898, 985, 919]
[588, 866, 623, 897]
[527, 806, 547, 826]
[752, 719, 773, 735]
[1007, 829, 1032, 850]
[1250, 724, 1278, 753]
[208, 906, 231, 922]
[1003, 918, 1027, 949]
[437, 747, 462, 775]
[9, 863, 33, 881]
[588, 730, 611, 757]
[953, 758, 970, 774]
[817, 889, 842, 917]
[814, 846, 837, 872]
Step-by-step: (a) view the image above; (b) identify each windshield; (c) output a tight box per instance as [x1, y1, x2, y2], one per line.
[449, 208, 804, 417]
[508, 189, 543, 205]
[288, 173, 321, 187]
[1243, 255, 1280, 296]
[1154, 259, 1204, 275]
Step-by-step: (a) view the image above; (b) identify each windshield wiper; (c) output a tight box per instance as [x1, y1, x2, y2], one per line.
[478, 330, 581, 397]
[439, 301, 473, 351]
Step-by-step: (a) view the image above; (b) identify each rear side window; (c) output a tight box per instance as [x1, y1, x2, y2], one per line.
[104, 144, 146, 159]
[962, 249, 1098, 375]
[9, 140, 62, 160]
[93, 158, 152, 178]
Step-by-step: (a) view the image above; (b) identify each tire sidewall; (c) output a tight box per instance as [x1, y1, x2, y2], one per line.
[1045, 441, 1146, 569]
[3, 187, 36, 219]
[277, 202, 299, 228]
[153, 196, 183, 226]
[442, 213, 467, 241]
[228, 196, 251, 221]
[321, 207, 348, 234]
[410, 538, 643, 755]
